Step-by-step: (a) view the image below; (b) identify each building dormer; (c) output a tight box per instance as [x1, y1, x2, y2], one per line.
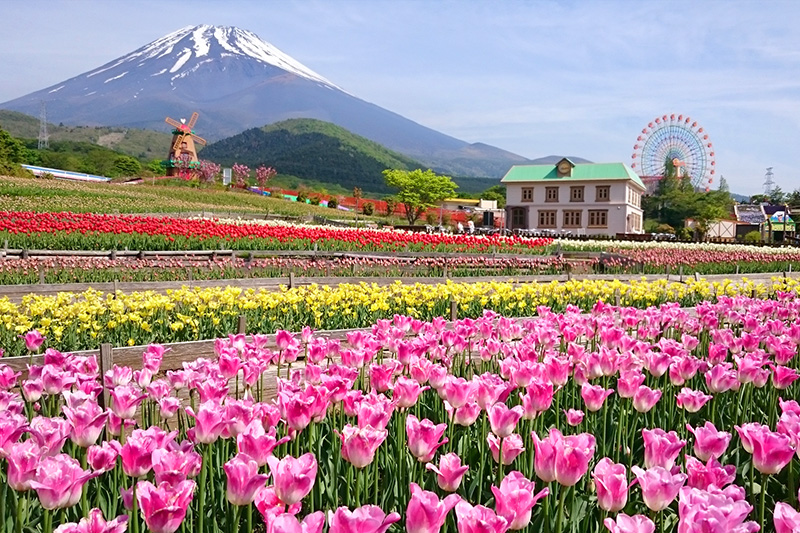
[556, 157, 576, 177]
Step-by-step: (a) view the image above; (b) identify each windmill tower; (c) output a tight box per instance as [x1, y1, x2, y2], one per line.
[164, 112, 206, 177]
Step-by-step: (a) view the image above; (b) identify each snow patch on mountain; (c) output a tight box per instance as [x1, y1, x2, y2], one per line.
[104, 72, 128, 83]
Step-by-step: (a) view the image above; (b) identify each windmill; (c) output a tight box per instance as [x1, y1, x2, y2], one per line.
[164, 112, 206, 177]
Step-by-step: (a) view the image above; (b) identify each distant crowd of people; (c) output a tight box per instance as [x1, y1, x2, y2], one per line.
[456, 220, 475, 234]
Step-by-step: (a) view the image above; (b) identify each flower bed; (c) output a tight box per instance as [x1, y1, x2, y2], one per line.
[0, 212, 553, 253]
[0, 255, 583, 285]
[1, 296, 800, 532]
[0, 276, 794, 354]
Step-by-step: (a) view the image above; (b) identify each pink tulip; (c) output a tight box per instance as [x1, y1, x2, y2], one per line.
[642, 428, 686, 470]
[370, 363, 396, 393]
[63, 400, 108, 448]
[488, 403, 524, 438]
[28, 416, 71, 456]
[488, 433, 525, 465]
[447, 401, 482, 427]
[677, 485, 758, 533]
[603, 513, 655, 533]
[265, 512, 325, 533]
[136, 480, 196, 533]
[581, 382, 614, 412]
[474, 373, 510, 410]
[426, 453, 469, 492]
[87, 441, 121, 473]
[773, 366, 800, 390]
[774, 502, 800, 533]
[337, 424, 388, 469]
[29, 453, 97, 510]
[684, 456, 736, 490]
[564, 409, 584, 426]
[442, 376, 477, 409]
[491, 471, 549, 530]
[686, 422, 731, 462]
[705, 363, 740, 393]
[741, 425, 795, 475]
[185, 400, 226, 444]
[22, 379, 43, 402]
[632, 386, 662, 413]
[592, 458, 631, 512]
[554, 432, 596, 486]
[0, 365, 20, 390]
[631, 465, 687, 512]
[120, 431, 159, 478]
[22, 330, 45, 352]
[617, 370, 646, 399]
[5, 440, 40, 491]
[454, 500, 509, 533]
[236, 420, 290, 467]
[518, 379, 554, 419]
[393, 376, 429, 408]
[53, 508, 129, 533]
[406, 482, 461, 533]
[224, 453, 270, 506]
[676, 388, 713, 413]
[266, 453, 317, 505]
[109, 385, 146, 420]
[531, 428, 561, 483]
[327, 505, 401, 533]
[151, 447, 202, 485]
[406, 414, 448, 462]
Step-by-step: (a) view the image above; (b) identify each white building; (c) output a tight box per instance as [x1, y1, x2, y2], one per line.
[501, 158, 646, 235]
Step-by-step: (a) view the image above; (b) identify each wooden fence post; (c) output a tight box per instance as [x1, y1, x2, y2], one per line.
[237, 315, 247, 335]
[99, 343, 114, 409]
[614, 289, 621, 307]
[110, 249, 117, 260]
[39, 268, 45, 284]
[736, 264, 740, 275]
[289, 272, 295, 289]
[679, 265, 683, 282]
[695, 272, 701, 281]
[21, 249, 28, 259]
[450, 299, 458, 322]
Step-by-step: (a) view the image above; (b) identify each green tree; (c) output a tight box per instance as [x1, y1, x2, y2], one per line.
[481, 184, 506, 208]
[787, 189, 800, 207]
[769, 186, 786, 205]
[382, 168, 458, 225]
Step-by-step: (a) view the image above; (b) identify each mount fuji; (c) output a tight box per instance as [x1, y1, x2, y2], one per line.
[0, 25, 531, 178]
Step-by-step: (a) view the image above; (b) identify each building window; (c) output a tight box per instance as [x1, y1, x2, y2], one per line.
[588, 210, 608, 228]
[570, 186, 584, 202]
[511, 207, 526, 228]
[563, 210, 582, 228]
[596, 186, 610, 202]
[545, 187, 559, 202]
[538, 210, 557, 228]
[521, 187, 534, 202]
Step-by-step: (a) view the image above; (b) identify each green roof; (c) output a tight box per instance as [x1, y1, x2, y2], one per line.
[501, 162, 646, 190]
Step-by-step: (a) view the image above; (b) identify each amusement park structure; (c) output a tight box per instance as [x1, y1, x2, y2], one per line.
[164, 112, 206, 177]
[631, 114, 716, 193]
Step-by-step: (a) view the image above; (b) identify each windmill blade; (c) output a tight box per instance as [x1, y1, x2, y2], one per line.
[187, 112, 199, 129]
[165, 117, 182, 129]
[191, 134, 207, 145]
[172, 134, 187, 152]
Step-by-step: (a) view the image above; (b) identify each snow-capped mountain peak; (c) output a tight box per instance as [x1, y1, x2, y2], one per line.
[85, 24, 340, 89]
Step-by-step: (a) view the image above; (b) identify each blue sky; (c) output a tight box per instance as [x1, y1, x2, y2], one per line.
[1, 0, 798, 195]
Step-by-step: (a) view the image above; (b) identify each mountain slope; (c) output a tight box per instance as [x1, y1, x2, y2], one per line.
[0, 25, 529, 178]
[201, 118, 423, 195]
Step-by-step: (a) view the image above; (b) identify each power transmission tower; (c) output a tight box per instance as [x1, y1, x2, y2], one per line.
[763, 167, 774, 196]
[38, 101, 49, 150]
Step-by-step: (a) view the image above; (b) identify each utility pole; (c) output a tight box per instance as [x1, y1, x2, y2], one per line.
[38, 101, 49, 150]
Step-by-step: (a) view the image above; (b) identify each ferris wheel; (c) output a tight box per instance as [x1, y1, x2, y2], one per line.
[631, 114, 716, 191]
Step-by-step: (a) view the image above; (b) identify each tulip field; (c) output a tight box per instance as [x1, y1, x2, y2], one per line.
[0, 276, 794, 354]
[2, 293, 800, 533]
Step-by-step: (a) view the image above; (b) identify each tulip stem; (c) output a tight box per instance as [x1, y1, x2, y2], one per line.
[197, 445, 209, 533]
[478, 412, 487, 504]
[760, 473, 768, 533]
[0, 473, 6, 533]
[43, 509, 52, 533]
[555, 484, 569, 533]
[246, 503, 252, 533]
[131, 481, 139, 533]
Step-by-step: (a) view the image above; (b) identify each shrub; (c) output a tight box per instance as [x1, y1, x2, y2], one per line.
[362, 202, 374, 216]
[743, 230, 762, 244]
[655, 224, 675, 234]
[309, 196, 321, 206]
[383, 197, 397, 216]
[327, 197, 338, 209]
[296, 189, 309, 203]
[425, 213, 438, 226]
[441, 213, 451, 226]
